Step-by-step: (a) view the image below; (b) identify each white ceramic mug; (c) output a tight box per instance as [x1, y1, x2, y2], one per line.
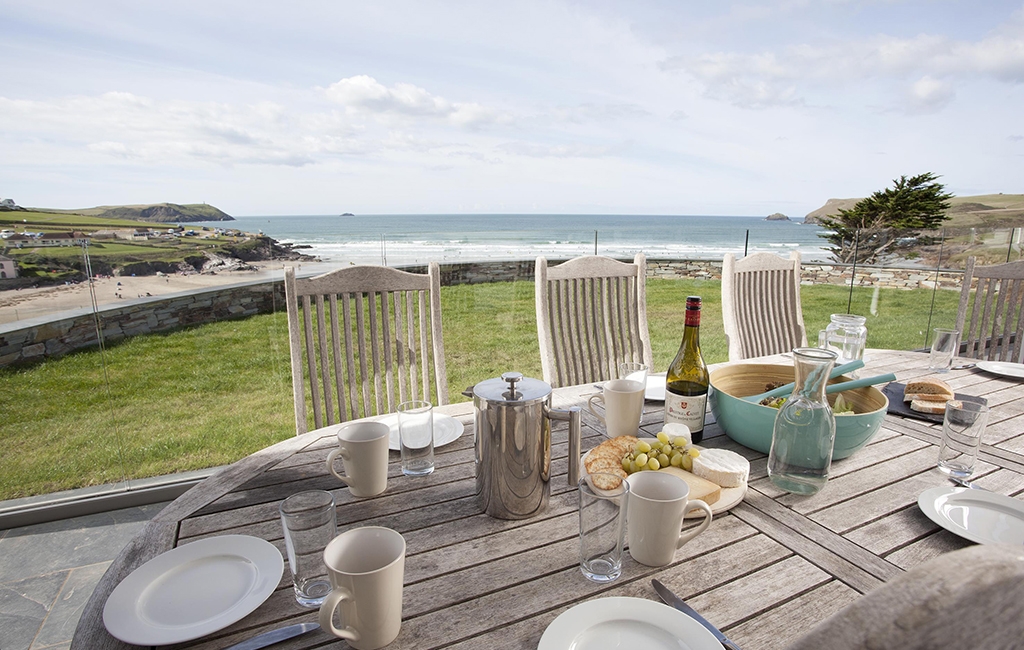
[588, 378, 645, 437]
[326, 421, 390, 497]
[318, 527, 406, 650]
[626, 471, 713, 567]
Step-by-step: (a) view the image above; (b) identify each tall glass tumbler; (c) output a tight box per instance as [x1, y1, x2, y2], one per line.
[929, 328, 960, 373]
[578, 472, 629, 583]
[399, 400, 435, 476]
[938, 401, 989, 478]
[280, 490, 337, 607]
[618, 362, 649, 385]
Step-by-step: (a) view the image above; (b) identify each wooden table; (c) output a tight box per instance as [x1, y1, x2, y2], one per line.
[74, 350, 1024, 650]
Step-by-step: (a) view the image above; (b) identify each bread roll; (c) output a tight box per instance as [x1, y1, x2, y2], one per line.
[904, 377, 953, 402]
[910, 398, 961, 414]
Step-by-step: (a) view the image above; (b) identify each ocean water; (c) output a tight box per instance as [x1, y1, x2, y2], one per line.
[195, 214, 831, 267]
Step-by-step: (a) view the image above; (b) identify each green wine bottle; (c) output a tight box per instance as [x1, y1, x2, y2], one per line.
[664, 296, 709, 443]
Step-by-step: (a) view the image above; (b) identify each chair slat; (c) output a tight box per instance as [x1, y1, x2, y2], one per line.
[394, 291, 408, 404]
[328, 295, 348, 423]
[342, 293, 358, 420]
[419, 290, 429, 403]
[367, 292, 384, 415]
[354, 292, 370, 419]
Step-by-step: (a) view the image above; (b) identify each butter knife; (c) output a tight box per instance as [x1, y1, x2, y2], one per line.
[652, 579, 742, 650]
[225, 622, 319, 650]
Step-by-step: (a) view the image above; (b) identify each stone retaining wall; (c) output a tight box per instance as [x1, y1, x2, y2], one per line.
[0, 279, 284, 367]
[0, 258, 966, 367]
[647, 260, 966, 290]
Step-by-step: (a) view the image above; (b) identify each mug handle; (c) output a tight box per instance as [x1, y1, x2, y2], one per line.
[676, 500, 713, 548]
[326, 447, 353, 486]
[318, 587, 361, 643]
[587, 394, 606, 425]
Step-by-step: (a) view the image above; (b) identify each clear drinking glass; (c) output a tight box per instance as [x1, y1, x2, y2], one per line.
[398, 400, 435, 476]
[768, 347, 838, 495]
[938, 401, 989, 478]
[618, 362, 649, 385]
[280, 490, 337, 607]
[578, 472, 629, 582]
[929, 328, 960, 373]
[824, 314, 867, 378]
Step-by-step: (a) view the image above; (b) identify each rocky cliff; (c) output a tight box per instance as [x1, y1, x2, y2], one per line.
[93, 203, 234, 222]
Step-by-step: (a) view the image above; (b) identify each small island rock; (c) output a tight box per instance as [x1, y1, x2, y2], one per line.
[765, 213, 790, 221]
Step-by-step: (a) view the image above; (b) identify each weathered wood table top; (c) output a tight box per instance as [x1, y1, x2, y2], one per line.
[74, 349, 1024, 650]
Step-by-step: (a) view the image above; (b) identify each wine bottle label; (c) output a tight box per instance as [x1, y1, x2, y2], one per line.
[664, 392, 707, 432]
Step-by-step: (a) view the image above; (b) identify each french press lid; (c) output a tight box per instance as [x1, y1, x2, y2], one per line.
[473, 371, 552, 405]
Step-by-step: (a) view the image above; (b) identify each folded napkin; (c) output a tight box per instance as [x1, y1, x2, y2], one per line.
[882, 382, 988, 424]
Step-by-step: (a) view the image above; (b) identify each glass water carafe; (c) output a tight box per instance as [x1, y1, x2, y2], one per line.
[768, 348, 838, 495]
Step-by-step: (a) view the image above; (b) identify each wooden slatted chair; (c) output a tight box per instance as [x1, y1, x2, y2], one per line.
[535, 254, 653, 388]
[721, 251, 807, 361]
[283, 264, 448, 435]
[956, 256, 1024, 362]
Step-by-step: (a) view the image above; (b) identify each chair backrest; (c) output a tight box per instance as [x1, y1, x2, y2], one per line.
[284, 263, 448, 435]
[535, 254, 653, 388]
[956, 256, 1024, 362]
[786, 544, 1024, 650]
[721, 251, 807, 361]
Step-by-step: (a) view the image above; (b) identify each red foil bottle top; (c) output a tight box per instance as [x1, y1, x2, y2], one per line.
[685, 296, 701, 326]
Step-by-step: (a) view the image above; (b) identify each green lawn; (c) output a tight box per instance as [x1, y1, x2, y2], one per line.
[0, 278, 962, 500]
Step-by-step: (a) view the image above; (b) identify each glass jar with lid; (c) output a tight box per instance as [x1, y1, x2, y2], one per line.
[823, 314, 867, 376]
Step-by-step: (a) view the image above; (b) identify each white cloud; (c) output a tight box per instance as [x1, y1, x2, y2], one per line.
[497, 141, 619, 158]
[905, 75, 956, 114]
[323, 75, 511, 128]
[660, 26, 1024, 110]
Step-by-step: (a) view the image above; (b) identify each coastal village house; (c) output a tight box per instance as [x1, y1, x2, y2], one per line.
[0, 254, 17, 279]
[5, 232, 90, 248]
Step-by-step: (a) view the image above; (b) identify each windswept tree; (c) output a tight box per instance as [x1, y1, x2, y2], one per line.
[818, 173, 954, 264]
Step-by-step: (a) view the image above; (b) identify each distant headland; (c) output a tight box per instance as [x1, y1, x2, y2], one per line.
[805, 193, 1024, 228]
[33, 202, 234, 223]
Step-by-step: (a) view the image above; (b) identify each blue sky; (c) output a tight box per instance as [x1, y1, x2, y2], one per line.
[1, 1, 1022, 217]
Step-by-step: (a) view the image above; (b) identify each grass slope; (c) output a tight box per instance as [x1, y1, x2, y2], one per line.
[0, 278, 961, 500]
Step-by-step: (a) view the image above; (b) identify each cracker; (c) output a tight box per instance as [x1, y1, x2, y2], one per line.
[589, 467, 628, 490]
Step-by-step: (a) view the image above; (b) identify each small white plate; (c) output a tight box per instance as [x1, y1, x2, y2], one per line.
[975, 360, 1024, 379]
[918, 486, 1024, 545]
[103, 535, 283, 646]
[376, 412, 465, 451]
[539, 596, 724, 650]
[646, 373, 667, 401]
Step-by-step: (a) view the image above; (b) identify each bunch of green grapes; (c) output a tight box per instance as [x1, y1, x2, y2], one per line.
[621, 431, 700, 473]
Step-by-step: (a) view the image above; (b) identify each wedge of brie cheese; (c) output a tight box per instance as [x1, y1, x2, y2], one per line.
[691, 448, 749, 488]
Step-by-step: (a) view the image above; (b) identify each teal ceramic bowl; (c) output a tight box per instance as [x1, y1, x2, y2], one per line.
[709, 362, 888, 460]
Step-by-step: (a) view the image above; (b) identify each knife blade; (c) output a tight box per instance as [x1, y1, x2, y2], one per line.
[224, 622, 319, 650]
[652, 579, 742, 650]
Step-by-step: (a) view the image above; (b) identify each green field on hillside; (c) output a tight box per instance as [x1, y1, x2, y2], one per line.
[0, 278, 960, 500]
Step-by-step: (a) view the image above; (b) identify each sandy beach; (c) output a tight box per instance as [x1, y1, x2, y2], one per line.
[0, 262, 303, 325]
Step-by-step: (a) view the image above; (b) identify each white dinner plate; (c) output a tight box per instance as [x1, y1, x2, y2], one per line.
[917, 486, 1024, 546]
[538, 596, 724, 650]
[376, 412, 465, 451]
[975, 360, 1024, 379]
[646, 373, 667, 401]
[579, 448, 747, 518]
[103, 535, 283, 646]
